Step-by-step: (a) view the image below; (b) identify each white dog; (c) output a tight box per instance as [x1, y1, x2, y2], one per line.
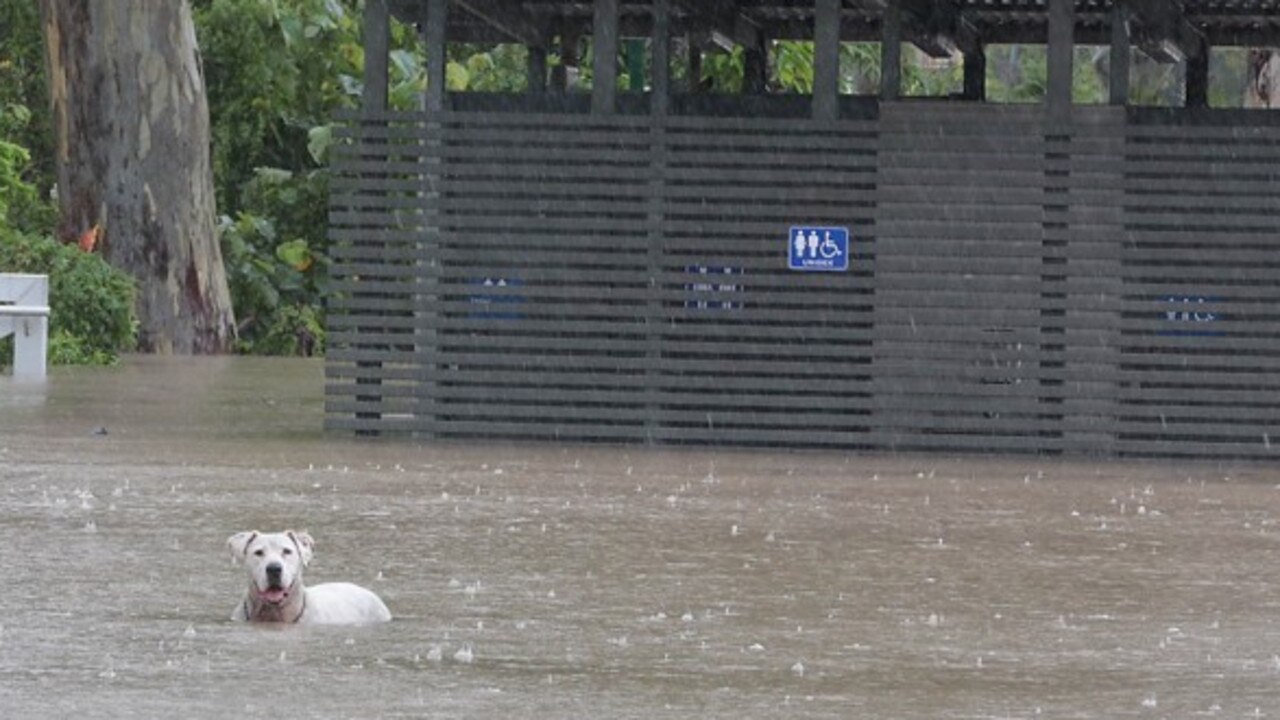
[227, 530, 391, 625]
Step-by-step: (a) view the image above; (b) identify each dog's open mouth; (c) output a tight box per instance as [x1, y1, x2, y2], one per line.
[257, 586, 290, 604]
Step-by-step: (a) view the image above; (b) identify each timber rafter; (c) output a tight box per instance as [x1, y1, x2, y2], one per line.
[453, 0, 547, 46]
[382, 1, 1280, 54]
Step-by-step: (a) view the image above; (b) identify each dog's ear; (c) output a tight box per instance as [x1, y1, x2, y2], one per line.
[227, 531, 258, 564]
[286, 530, 314, 566]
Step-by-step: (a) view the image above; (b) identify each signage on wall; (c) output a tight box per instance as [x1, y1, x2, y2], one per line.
[468, 277, 524, 320]
[684, 265, 743, 311]
[788, 226, 849, 272]
[1158, 294, 1223, 337]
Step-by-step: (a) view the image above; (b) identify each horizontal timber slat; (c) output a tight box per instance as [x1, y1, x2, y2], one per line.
[325, 106, 1280, 458]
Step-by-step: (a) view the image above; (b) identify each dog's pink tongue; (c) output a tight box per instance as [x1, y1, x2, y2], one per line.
[260, 587, 288, 604]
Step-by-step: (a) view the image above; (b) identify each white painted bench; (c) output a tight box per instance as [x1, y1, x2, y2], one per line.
[0, 273, 50, 380]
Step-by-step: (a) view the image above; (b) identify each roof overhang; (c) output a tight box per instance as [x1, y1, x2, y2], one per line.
[386, 1, 1280, 59]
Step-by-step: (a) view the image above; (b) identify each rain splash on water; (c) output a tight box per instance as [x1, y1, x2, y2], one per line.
[2, 356, 1280, 718]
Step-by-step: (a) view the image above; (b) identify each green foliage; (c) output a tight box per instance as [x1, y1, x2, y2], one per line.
[900, 46, 963, 97]
[840, 43, 882, 95]
[0, 6, 122, 367]
[250, 302, 323, 356]
[1072, 47, 1110, 104]
[193, 0, 363, 355]
[986, 46, 1110, 105]
[193, 0, 444, 355]
[773, 41, 814, 92]
[447, 44, 530, 92]
[0, 229, 136, 367]
[0, 140, 33, 224]
[0, 0, 54, 203]
[194, 0, 361, 213]
[987, 45, 1047, 103]
[1209, 48, 1250, 108]
[701, 46, 746, 93]
[0, 136, 53, 233]
[0, 0, 56, 236]
[218, 168, 329, 356]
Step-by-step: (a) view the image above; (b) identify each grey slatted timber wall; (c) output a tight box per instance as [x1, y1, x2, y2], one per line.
[652, 115, 877, 448]
[327, 112, 429, 433]
[1049, 107, 1127, 456]
[415, 111, 878, 446]
[424, 111, 654, 442]
[873, 103, 1061, 453]
[326, 103, 1280, 460]
[1117, 112, 1280, 459]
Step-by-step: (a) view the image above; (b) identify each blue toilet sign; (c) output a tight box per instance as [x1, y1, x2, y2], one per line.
[788, 226, 849, 272]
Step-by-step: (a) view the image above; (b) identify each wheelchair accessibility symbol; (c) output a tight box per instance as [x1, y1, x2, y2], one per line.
[788, 226, 850, 272]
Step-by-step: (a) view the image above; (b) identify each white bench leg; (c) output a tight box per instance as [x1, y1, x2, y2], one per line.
[13, 315, 47, 380]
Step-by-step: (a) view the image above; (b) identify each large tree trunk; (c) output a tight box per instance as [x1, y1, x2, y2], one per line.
[40, 0, 235, 353]
[1246, 49, 1280, 108]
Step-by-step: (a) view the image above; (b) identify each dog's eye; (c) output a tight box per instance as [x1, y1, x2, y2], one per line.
[282, 548, 293, 555]
[253, 549, 265, 557]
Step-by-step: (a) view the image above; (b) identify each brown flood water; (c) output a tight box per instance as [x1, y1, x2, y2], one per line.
[2, 356, 1280, 718]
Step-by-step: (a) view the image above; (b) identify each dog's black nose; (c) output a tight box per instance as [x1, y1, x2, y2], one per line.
[266, 562, 283, 579]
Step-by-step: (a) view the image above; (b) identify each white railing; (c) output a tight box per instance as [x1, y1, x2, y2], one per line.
[0, 273, 50, 380]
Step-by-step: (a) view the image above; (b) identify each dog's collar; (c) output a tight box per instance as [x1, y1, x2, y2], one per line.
[290, 590, 308, 623]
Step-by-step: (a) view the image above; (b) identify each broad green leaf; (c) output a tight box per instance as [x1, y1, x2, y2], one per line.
[275, 239, 313, 272]
[253, 167, 293, 184]
[390, 49, 419, 79]
[446, 61, 470, 91]
[307, 124, 333, 164]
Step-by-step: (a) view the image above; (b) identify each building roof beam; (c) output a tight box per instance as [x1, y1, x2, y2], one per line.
[901, 0, 978, 59]
[1128, 0, 1205, 63]
[452, 0, 547, 47]
[672, 0, 763, 48]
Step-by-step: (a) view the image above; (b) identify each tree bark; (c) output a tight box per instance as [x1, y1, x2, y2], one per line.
[40, 0, 235, 353]
[1246, 49, 1280, 108]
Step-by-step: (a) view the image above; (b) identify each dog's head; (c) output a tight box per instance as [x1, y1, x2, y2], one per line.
[227, 530, 314, 606]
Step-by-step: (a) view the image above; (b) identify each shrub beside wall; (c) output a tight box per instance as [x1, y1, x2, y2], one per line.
[0, 229, 136, 368]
